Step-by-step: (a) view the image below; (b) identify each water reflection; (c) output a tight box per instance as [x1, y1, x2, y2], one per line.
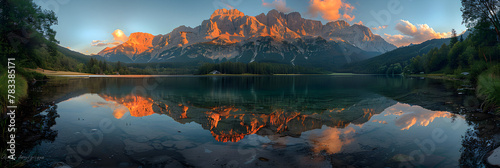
[309, 127, 355, 154]
[385, 103, 455, 130]
[15, 76, 499, 167]
[94, 94, 156, 118]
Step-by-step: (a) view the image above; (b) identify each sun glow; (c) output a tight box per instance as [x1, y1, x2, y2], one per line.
[112, 29, 128, 42]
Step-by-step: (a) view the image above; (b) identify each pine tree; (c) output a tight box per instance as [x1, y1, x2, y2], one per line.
[450, 29, 458, 47]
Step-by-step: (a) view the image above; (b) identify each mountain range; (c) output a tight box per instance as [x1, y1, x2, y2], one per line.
[97, 9, 396, 69]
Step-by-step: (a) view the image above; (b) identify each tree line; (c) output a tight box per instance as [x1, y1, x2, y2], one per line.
[197, 62, 327, 75]
[404, 22, 499, 82]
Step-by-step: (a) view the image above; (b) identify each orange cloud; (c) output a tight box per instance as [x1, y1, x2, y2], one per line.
[383, 20, 451, 47]
[371, 25, 388, 30]
[307, 0, 355, 21]
[309, 127, 355, 154]
[112, 29, 128, 42]
[354, 21, 363, 25]
[262, 0, 291, 13]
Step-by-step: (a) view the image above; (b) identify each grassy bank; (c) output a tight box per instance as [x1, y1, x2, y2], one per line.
[0, 72, 28, 110]
[0, 68, 46, 114]
[477, 65, 500, 114]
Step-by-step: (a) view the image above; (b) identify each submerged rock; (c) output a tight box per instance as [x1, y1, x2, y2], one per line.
[488, 147, 500, 166]
[161, 141, 175, 148]
[123, 139, 154, 154]
[151, 142, 163, 150]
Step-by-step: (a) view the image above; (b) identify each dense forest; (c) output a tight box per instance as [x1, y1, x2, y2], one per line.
[404, 26, 499, 80]
[78, 58, 201, 75]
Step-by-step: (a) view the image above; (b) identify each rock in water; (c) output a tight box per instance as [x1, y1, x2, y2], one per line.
[488, 147, 500, 166]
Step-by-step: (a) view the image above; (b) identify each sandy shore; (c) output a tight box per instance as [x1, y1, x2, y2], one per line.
[29, 68, 93, 76]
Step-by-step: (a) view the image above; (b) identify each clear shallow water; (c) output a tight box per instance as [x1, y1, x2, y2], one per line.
[19, 75, 497, 167]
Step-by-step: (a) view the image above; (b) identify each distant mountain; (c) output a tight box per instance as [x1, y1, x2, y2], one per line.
[342, 38, 451, 73]
[98, 9, 395, 69]
[57, 45, 106, 63]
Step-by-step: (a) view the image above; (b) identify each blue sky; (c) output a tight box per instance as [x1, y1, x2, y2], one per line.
[36, 0, 467, 54]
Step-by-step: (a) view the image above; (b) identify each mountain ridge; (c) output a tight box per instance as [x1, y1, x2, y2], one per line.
[97, 9, 396, 68]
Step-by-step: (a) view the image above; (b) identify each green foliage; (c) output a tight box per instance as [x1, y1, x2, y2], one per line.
[0, 0, 59, 67]
[387, 63, 403, 75]
[450, 29, 458, 47]
[197, 62, 327, 75]
[0, 71, 28, 108]
[398, 23, 500, 113]
[468, 61, 488, 83]
[477, 65, 500, 114]
[448, 41, 466, 69]
[404, 26, 498, 78]
[460, 0, 500, 40]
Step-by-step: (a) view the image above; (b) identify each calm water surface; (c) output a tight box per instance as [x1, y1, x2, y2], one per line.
[19, 75, 500, 167]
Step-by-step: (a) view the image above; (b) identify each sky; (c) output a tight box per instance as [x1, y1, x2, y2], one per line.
[35, 0, 467, 54]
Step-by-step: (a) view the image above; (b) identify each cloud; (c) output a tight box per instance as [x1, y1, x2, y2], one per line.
[384, 20, 451, 47]
[307, 0, 355, 21]
[354, 21, 363, 25]
[384, 103, 452, 130]
[91, 29, 128, 47]
[112, 29, 128, 42]
[309, 127, 355, 154]
[371, 25, 388, 30]
[91, 40, 121, 47]
[262, 0, 291, 13]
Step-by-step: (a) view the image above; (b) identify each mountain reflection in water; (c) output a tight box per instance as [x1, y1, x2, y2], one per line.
[87, 92, 458, 146]
[22, 76, 497, 168]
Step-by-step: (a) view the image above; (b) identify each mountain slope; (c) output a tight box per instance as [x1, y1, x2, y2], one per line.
[342, 38, 451, 73]
[98, 9, 396, 67]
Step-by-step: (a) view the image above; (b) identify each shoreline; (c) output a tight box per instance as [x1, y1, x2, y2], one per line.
[29, 68, 93, 76]
[31, 68, 375, 78]
[408, 74, 461, 81]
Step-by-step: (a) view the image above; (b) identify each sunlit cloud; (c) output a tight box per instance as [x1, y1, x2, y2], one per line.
[307, 0, 355, 21]
[371, 25, 387, 30]
[262, 0, 291, 13]
[354, 21, 363, 25]
[91, 40, 121, 47]
[112, 29, 128, 42]
[309, 127, 355, 154]
[91, 101, 130, 119]
[91, 29, 129, 47]
[384, 103, 453, 130]
[383, 20, 451, 47]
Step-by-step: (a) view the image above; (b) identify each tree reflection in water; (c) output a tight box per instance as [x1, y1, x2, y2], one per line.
[1, 83, 59, 167]
[459, 111, 500, 168]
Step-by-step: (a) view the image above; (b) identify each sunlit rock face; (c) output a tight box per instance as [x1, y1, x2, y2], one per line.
[98, 32, 155, 63]
[97, 94, 156, 118]
[98, 9, 396, 65]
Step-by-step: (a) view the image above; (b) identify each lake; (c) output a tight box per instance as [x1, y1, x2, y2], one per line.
[16, 75, 500, 167]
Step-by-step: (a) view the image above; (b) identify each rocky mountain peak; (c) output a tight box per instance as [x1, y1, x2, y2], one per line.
[210, 8, 244, 19]
[127, 32, 155, 46]
[98, 9, 397, 63]
[325, 20, 350, 30]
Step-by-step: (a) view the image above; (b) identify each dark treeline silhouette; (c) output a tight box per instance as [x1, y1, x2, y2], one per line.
[197, 62, 327, 75]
